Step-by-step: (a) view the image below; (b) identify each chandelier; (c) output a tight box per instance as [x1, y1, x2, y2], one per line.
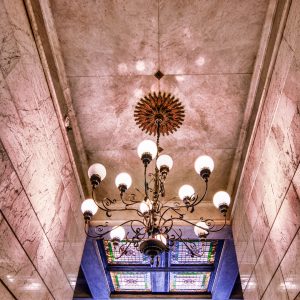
[81, 91, 231, 266]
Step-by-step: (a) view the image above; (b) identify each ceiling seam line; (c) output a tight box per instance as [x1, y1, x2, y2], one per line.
[66, 72, 253, 78]
[158, 0, 160, 70]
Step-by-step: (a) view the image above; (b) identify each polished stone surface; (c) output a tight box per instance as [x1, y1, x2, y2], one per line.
[239, 235, 257, 290]
[243, 272, 260, 300]
[232, 1, 300, 297]
[0, 281, 15, 300]
[262, 268, 289, 300]
[269, 183, 300, 262]
[0, 0, 85, 298]
[280, 229, 300, 299]
[0, 214, 53, 300]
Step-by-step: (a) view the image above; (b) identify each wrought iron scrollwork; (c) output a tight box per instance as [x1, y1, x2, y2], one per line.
[83, 93, 229, 264]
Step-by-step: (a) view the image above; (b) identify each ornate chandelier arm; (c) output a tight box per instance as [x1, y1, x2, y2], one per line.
[99, 202, 145, 218]
[120, 192, 142, 207]
[144, 165, 148, 197]
[158, 206, 184, 227]
[168, 227, 205, 258]
[159, 216, 175, 235]
[84, 219, 147, 240]
[84, 220, 127, 239]
[158, 180, 208, 217]
[187, 180, 208, 208]
[166, 215, 227, 233]
[91, 193, 145, 218]
[202, 215, 228, 232]
[130, 221, 148, 240]
[91, 185, 145, 217]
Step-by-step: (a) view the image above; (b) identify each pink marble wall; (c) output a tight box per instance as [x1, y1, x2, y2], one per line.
[0, 0, 85, 298]
[232, 1, 300, 299]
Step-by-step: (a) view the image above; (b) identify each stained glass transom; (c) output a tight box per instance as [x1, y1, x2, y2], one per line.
[170, 272, 211, 292]
[110, 272, 151, 291]
[104, 240, 149, 264]
[171, 240, 217, 264]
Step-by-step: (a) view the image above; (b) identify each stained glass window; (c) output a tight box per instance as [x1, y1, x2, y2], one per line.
[169, 272, 211, 292]
[171, 240, 217, 264]
[104, 240, 149, 264]
[110, 272, 151, 291]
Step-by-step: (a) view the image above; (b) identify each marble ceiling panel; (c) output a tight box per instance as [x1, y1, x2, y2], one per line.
[51, 0, 158, 76]
[159, 0, 269, 74]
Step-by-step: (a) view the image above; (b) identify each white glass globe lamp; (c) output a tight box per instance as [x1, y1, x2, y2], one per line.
[115, 172, 132, 190]
[178, 184, 195, 201]
[81, 199, 98, 220]
[194, 221, 209, 237]
[194, 155, 214, 180]
[110, 226, 126, 241]
[137, 140, 158, 165]
[213, 191, 231, 215]
[156, 154, 173, 170]
[88, 163, 107, 187]
[139, 199, 152, 214]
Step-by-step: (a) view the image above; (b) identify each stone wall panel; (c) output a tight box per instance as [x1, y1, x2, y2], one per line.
[0, 0, 85, 298]
[233, 2, 300, 298]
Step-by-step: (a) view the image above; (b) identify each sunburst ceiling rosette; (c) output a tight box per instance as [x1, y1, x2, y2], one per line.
[134, 92, 185, 136]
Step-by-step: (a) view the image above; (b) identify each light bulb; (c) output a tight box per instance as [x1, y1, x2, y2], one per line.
[115, 172, 132, 189]
[194, 221, 209, 237]
[213, 191, 231, 209]
[194, 155, 214, 174]
[178, 184, 195, 200]
[155, 234, 167, 246]
[156, 154, 173, 170]
[110, 226, 126, 241]
[137, 140, 157, 159]
[88, 163, 107, 180]
[139, 199, 152, 214]
[81, 199, 98, 216]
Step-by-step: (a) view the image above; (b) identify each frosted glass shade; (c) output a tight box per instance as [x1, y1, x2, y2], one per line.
[88, 163, 107, 180]
[178, 184, 195, 200]
[156, 154, 173, 170]
[81, 199, 98, 215]
[115, 172, 132, 189]
[110, 226, 126, 241]
[155, 234, 167, 245]
[137, 140, 157, 159]
[139, 199, 152, 214]
[194, 221, 209, 237]
[213, 191, 231, 208]
[194, 155, 214, 174]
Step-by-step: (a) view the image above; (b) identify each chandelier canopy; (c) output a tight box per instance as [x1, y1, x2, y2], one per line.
[81, 91, 231, 266]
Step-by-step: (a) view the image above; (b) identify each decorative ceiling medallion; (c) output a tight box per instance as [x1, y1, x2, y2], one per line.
[134, 91, 185, 136]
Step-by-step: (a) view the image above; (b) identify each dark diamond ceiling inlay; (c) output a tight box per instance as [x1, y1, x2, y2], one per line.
[154, 70, 164, 80]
